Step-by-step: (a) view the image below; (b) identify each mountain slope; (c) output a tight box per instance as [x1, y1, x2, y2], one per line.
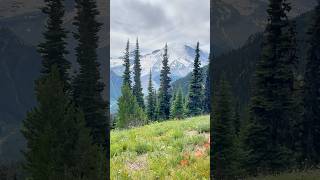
[0, 28, 41, 162]
[212, 0, 316, 55]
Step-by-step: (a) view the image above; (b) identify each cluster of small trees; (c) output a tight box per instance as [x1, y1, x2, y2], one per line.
[22, 0, 107, 179]
[212, 0, 320, 178]
[116, 41, 210, 128]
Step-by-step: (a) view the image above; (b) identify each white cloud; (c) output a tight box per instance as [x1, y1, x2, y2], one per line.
[111, 0, 210, 57]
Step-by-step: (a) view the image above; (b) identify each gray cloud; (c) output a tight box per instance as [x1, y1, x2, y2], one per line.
[111, 0, 210, 57]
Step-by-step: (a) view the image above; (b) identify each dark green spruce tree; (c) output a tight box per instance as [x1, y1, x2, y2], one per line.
[170, 90, 177, 115]
[158, 43, 172, 120]
[233, 101, 241, 136]
[203, 53, 212, 114]
[123, 39, 132, 89]
[246, 0, 297, 173]
[147, 70, 156, 121]
[212, 76, 238, 179]
[37, 0, 70, 89]
[22, 67, 103, 179]
[133, 38, 145, 109]
[153, 89, 158, 120]
[72, 0, 107, 146]
[302, 1, 320, 164]
[171, 88, 185, 119]
[187, 42, 204, 116]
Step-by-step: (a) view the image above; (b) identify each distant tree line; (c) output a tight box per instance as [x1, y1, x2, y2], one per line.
[21, 0, 107, 179]
[212, 0, 320, 179]
[115, 41, 210, 129]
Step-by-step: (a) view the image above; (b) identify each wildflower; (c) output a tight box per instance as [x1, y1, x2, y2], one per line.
[195, 150, 203, 158]
[180, 159, 188, 166]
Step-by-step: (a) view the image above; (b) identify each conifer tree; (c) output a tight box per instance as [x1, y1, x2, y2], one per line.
[117, 84, 147, 128]
[170, 90, 177, 115]
[247, 0, 297, 172]
[22, 67, 101, 179]
[133, 38, 145, 109]
[171, 88, 185, 119]
[153, 90, 158, 120]
[212, 76, 238, 179]
[72, 0, 107, 146]
[123, 39, 132, 88]
[233, 101, 241, 135]
[303, 1, 320, 164]
[203, 53, 212, 114]
[37, 0, 70, 89]
[158, 43, 172, 120]
[147, 71, 156, 121]
[184, 94, 189, 116]
[187, 42, 203, 116]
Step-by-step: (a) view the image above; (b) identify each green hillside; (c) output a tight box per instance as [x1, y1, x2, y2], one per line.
[110, 115, 210, 179]
[173, 10, 314, 111]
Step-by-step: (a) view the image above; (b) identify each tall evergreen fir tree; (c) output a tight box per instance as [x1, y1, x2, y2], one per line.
[212, 76, 238, 179]
[22, 67, 101, 179]
[203, 53, 212, 114]
[171, 88, 185, 119]
[233, 101, 241, 135]
[147, 71, 156, 121]
[170, 90, 177, 115]
[133, 38, 145, 109]
[184, 94, 189, 116]
[153, 90, 158, 120]
[72, 0, 107, 146]
[37, 0, 70, 89]
[117, 84, 147, 128]
[158, 43, 172, 120]
[247, 0, 297, 172]
[187, 42, 204, 116]
[123, 39, 132, 88]
[303, 1, 320, 164]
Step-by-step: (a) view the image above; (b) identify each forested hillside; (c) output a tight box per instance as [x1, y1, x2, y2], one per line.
[173, 10, 313, 113]
[0, 28, 40, 162]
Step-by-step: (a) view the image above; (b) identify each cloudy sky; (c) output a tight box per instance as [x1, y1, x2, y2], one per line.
[111, 0, 210, 57]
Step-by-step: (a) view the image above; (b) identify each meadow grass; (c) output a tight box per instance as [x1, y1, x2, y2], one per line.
[110, 115, 210, 180]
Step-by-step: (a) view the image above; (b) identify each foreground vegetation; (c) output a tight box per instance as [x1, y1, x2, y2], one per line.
[111, 115, 210, 179]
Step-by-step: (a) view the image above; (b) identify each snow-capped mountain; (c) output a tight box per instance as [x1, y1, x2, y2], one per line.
[110, 43, 209, 113]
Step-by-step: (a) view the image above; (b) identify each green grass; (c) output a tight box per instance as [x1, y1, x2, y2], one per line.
[111, 115, 210, 180]
[250, 169, 320, 180]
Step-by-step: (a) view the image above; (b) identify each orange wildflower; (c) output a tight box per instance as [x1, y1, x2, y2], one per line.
[195, 150, 203, 158]
[180, 159, 188, 166]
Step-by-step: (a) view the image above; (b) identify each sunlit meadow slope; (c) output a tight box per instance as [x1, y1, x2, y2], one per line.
[111, 115, 210, 179]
